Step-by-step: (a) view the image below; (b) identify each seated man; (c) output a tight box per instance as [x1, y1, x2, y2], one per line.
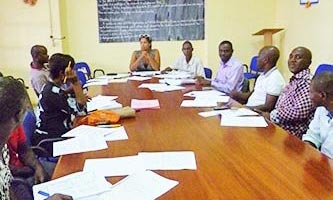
[163, 40, 205, 78]
[302, 71, 333, 158]
[261, 47, 316, 139]
[230, 46, 285, 112]
[30, 45, 50, 96]
[197, 40, 244, 94]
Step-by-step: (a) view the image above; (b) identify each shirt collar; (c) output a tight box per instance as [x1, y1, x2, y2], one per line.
[263, 66, 277, 77]
[220, 56, 234, 68]
[290, 69, 311, 81]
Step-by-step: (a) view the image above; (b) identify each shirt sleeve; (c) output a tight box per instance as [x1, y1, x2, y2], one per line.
[272, 80, 313, 123]
[196, 59, 205, 77]
[265, 74, 285, 96]
[302, 108, 322, 148]
[212, 64, 243, 94]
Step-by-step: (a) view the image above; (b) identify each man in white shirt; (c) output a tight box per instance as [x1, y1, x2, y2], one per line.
[163, 41, 205, 78]
[230, 46, 285, 112]
[302, 71, 333, 158]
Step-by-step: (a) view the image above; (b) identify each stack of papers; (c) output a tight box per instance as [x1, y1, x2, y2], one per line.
[131, 99, 160, 110]
[32, 171, 112, 200]
[154, 71, 192, 79]
[184, 90, 226, 97]
[53, 134, 108, 156]
[87, 95, 122, 112]
[138, 83, 185, 92]
[199, 107, 258, 118]
[83, 78, 109, 87]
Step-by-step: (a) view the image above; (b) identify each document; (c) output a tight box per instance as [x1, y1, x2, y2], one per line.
[104, 126, 129, 141]
[184, 90, 226, 97]
[199, 108, 259, 118]
[99, 170, 179, 200]
[159, 78, 196, 86]
[154, 71, 192, 79]
[128, 76, 152, 81]
[53, 134, 108, 156]
[181, 99, 217, 107]
[198, 110, 224, 118]
[132, 71, 161, 77]
[32, 171, 112, 200]
[138, 83, 185, 92]
[131, 99, 160, 110]
[220, 116, 268, 127]
[87, 95, 122, 112]
[138, 151, 197, 170]
[83, 155, 145, 177]
[61, 125, 115, 138]
[83, 79, 109, 87]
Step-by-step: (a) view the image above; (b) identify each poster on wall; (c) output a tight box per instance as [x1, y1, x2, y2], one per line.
[300, 0, 319, 4]
[97, 0, 205, 43]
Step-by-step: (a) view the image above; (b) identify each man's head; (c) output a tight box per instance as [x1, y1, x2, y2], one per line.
[219, 40, 233, 63]
[49, 53, 75, 81]
[309, 71, 333, 108]
[0, 76, 27, 137]
[182, 41, 193, 60]
[31, 45, 49, 65]
[288, 47, 312, 74]
[257, 46, 280, 72]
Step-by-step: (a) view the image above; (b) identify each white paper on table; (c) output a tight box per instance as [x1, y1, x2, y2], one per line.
[138, 83, 184, 92]
[184, 90, 226, 97]
[32, 171, 112, 200]
[128, 76, 152, 81]
[87, 95, 122, 112]
[132, 71, 161, 77]
[53, 134, 108, 156]
[99, 170, 179, 200]
[195, 95, 230, 103]
[198, 110, 223, 118]
[181, 99, 217, 107]
[159, 78, 196, 86]
[220, 116, 268, 127]
[83, 155, 145, 177]
[62, 125, 116, 138]
[154, 71, 192, 79]
[83, 79, 109, 87]
[104, 126, 128, 141]
[138, 151, 197, 170]
[131, 99, 160, 110]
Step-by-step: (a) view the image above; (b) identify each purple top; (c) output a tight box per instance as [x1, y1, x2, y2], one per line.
[211, 56, 244, 93]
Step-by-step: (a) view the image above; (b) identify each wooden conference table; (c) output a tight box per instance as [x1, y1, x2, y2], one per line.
[53, 78, 333, 199]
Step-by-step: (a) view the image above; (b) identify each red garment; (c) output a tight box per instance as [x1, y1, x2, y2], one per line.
[7, 125, 26, 167]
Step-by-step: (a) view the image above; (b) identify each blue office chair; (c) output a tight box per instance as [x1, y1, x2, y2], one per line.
[314, 64, 333, 76]
[74, 62, 92, 86]
[243, 56, 261, 80]
[204, 67, 212, 79]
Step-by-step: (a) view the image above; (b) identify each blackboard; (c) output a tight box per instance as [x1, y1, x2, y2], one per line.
[97, 0, 205, 43]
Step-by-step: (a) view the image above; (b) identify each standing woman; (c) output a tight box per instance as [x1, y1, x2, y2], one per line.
[129, 34, 160, 71]
[32, 53, 87, 155]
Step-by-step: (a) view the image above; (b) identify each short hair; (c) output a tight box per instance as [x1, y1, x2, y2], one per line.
[312, 71, 333, 96]
[139, 34, 152, 43]
[0, 76, 26, 124]
[49, 53, 75, 80]
[260, 46, 280, 67]
[219, 40, 233, 50]
[31, 45, 47, 58]
[183, 40, 193, 48]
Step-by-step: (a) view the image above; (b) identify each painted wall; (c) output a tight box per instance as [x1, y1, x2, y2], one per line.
[59, 0, 276, 76]
[274, 1, 333, 78]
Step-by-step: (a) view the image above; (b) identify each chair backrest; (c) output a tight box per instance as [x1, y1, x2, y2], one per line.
[314, 64, 333, 76]
[204, 67, 212, 79]
[74, 62, 91, 86]
[22, 110, 36, 146]
[249, 56, 260, 72]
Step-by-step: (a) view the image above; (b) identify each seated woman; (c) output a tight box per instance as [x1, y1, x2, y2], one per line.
[32, 53, 87, 155]
[129, 34, 160, 71]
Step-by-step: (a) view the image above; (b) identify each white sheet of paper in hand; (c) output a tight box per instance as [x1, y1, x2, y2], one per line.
[221, 116, 268, 127]
[32, 171, 112, 200]
[83, 155, 144, 177]
[53, 134, 108, 157]
[138, 151, 197, 170]
[99, 170, 179, 200]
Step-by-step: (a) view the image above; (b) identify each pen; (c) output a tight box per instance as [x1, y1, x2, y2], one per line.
[38, 190, 50, 198]
[63, 61, 71, 83]
[97, 124, 122, 128]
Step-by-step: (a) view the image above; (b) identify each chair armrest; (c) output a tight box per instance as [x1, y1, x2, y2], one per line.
[242, 64, 249, 72]
[93, 69, 105, 78]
